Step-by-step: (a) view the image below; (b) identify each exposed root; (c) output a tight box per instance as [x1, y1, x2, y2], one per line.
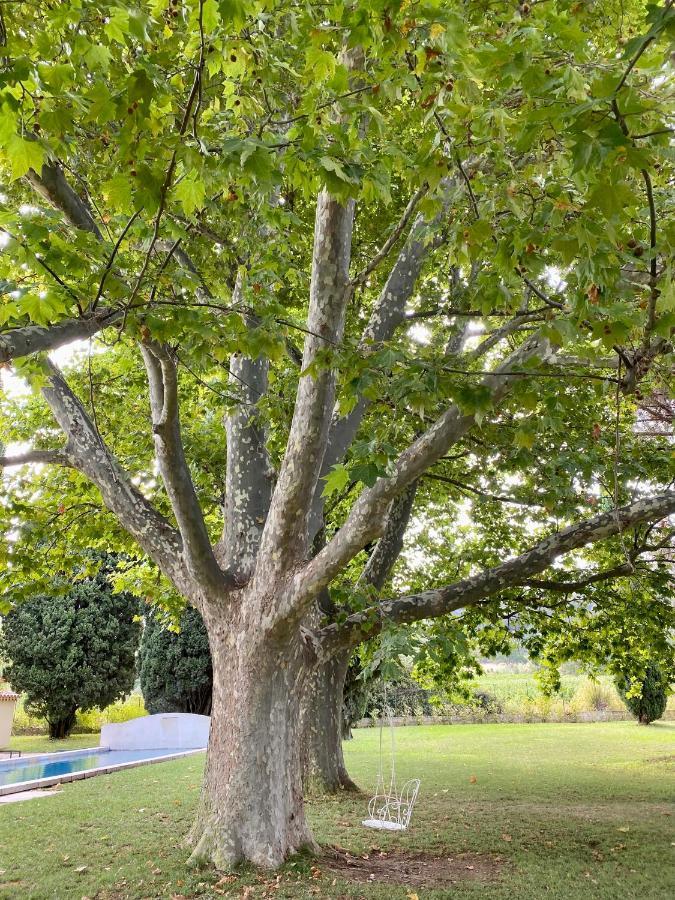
[186, 816, 319, 871]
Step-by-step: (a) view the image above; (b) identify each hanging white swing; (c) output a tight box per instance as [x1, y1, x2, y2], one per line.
[362, 692, 420, 832]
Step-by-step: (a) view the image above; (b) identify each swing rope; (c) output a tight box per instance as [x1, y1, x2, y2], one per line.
[362, 679, 421, 832]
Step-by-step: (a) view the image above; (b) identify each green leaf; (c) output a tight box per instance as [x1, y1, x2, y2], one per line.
[175, 173, 206, 216]
[319, 156, 353, 183]
[305, 45, 336, 81]
[322, 464, 350, 498]
[128, 69, 155, 104]
[84, 43, 112, 72]
[349, 463, 382, 488]
[659, 273, 675, 312]
[105, 9, 129, 44]
[6, 135, 44, 181]
[219, 0, 247, 27]
[514, 426, 536, 450]
[202, 0, 221, 32]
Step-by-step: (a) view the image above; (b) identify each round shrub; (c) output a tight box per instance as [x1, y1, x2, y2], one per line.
[0, 567, 140, 739]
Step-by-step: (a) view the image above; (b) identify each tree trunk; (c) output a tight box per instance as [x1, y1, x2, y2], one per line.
[49, 708, 77, 739]
[303, 649, 359, 794]
[303, 483, 418, 793]
[187, 609, 316, 869]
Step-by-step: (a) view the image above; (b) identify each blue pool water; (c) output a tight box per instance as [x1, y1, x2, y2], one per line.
[0, 748, 186, 788]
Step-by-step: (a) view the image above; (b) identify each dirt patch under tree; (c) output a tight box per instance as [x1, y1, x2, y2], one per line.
[324, 848, 505, 888]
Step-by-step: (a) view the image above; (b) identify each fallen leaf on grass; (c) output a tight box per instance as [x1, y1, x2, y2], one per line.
[501, 834, 512, 842]
[617, 826, 630, 833]
[75, 866, 88, 874]
[469, 775, 477, 784]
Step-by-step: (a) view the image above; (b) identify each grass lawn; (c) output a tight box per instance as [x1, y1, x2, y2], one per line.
[6, 734, 102, 755]
[0, 722, 673, 899]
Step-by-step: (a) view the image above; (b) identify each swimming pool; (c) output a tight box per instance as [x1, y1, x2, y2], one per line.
[0, 746, 203, 796]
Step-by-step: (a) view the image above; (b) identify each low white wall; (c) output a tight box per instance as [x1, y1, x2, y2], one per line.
[101, 713, 210, 751]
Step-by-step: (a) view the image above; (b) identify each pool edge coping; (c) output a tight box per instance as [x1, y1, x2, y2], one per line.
[0, 747, 205, 796]
[0, 746, 103, 767]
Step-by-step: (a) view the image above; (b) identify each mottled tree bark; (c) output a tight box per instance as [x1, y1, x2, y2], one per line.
[220, 352, 274, 582]
[303, 648, 358, 793]
[188, 600, 315, 869]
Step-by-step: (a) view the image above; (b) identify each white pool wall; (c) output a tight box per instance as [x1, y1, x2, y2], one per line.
[100, 713, 210, 750]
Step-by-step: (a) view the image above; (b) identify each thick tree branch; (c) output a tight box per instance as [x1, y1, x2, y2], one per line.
[40, 361, 187, 591]
[298, 333, 553, 601]
[351, 184, 428, 288]
[256, 192, 355, 575]
[317, 490, 675, 654]
[140, 343, 228, 593]
[357, 480, 418, 590]
[0, 307, 122, 366]
[26, 160, 102, 238]
[306, 177, 463, 541]
[469, 310, 545, 360]
[218, 351, 274, 582]
[0, 448, 71, 468]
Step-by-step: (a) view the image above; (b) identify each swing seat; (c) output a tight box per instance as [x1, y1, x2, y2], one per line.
[361, 818, 408, 831]
[362, 778, 420, 831]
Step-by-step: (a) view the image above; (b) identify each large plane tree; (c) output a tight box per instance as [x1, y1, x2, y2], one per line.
[1, 0, 674, 870]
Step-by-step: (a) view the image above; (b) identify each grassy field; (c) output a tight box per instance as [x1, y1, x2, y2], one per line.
[1, 722, 673, 899]
[8, 672, 673, 736]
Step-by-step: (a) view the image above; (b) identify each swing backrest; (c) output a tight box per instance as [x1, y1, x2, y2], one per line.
[367, 777, 420, 827]
[398, 778, 421, 828]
